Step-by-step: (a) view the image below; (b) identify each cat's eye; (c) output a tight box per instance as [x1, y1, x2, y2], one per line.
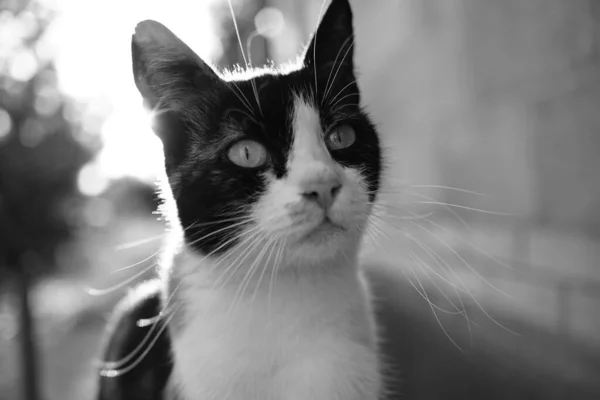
[326, 124, 356, 151]
[228, 140, 269, 168]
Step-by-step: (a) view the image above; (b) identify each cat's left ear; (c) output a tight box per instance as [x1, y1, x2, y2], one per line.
[303, 0, 355, 81]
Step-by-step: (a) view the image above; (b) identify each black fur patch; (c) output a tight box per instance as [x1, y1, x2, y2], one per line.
[131, 0, 381, 257]
[96, 281, 172, 400]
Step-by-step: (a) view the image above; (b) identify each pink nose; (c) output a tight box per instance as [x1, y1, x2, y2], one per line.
[301, 180, 342, 210]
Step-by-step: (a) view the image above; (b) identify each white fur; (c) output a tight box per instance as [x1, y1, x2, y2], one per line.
[168, 96, 382, 400]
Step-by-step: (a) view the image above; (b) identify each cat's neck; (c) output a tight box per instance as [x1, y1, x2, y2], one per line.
[167, 242, 362, 300]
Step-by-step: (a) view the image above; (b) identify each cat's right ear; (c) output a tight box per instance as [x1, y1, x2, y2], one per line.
[131, 20, 220, 111]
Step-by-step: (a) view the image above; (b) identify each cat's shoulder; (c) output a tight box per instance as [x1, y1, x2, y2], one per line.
[96, 279, 173, 400]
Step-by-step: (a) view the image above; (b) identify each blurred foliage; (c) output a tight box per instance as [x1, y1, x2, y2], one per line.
[0, 0, 96, 279]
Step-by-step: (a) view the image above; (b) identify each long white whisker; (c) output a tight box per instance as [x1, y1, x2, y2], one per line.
[408, 220, 520, 335]
[233, 236, 273, 309]
[408, 251, 472, 317]
[186, 218, 253, 248]
[226, 0, 262, 116]
[408, 185, 488, 196]
[407, 200, 516, 217]
[226, 81, 256, 116]
[111, 250, 160, 273]
[406, 258, 465, 353]
[267, 239, 285, 316]
[252, 237, 279, 303]
[327, 80, 358, 108]
[211, 229, 266, 290]
[115, 235, 165, 251]
[102, 279, 184, 370]
[321, 35, 353, 105]
[99, 304, 181, 378]
[322, 38, 355, 105]
[311, 0, 328, 101]
[87, 262, 157, 296]
[222, 233, 268, 315]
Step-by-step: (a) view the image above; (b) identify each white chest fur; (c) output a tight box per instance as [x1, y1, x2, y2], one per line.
[167, 252, 382, 400]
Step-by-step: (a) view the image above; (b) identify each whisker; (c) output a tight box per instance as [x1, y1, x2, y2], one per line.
[186, 214, 253, 230]
[226, 0, 263, 116]
[327, 79, 357, 107]
[406, 201, 516, 217]
[371, 202, 434, 221]
[267, 239, 285, 315]
[103, 280, 184, 370]
[408, 220, 509, 297]
[406, 258, 466, 353]
[111, 250, 161, 273]
[407, 252, 469, 316]
[87, 262, 157, 296]
[115, 235, 165, 251]
[408, 184, 488, 197]
[232, 236, 273, 309]
[186, 218, 253, 248]
[329, 88, 359, 110]
[404, 230, 481, 338]
[221, 234, 269, 315]
[311, 0, 328, 100]
[252, 237, 279, 303]
[210, 229, 266, 290]
[405, 252, 472, 315]
[408, 219, 520, 336]
[321, 36, 355, 105]
[418, 215, 516, 272]
[227, 80, 256, 117]
[401, 231, 469, 295]
[371, 212, 475, 329]
[99, 304, 180, 378]
[377, 192, 470, 229]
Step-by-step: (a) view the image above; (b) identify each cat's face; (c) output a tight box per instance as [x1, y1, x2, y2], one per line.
[132, 0, 381, 266]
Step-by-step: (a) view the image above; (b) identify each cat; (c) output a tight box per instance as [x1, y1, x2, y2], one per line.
[96, 0, 391, 399]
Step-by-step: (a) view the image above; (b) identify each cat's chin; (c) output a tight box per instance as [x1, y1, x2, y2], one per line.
[284, 220, 360, 265]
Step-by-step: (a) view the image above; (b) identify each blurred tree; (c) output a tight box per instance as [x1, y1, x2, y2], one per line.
[0, 1, 96, 399]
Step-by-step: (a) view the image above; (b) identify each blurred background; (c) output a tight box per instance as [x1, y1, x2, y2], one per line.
[0, 0, 599, 399]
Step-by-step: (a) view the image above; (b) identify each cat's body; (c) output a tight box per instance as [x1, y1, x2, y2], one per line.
[98, 262, 407, 400]
[168, 246, 380, 400]
[97, 0, 387, 399]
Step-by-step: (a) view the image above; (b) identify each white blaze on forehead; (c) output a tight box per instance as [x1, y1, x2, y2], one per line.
[288, 95, 334, 178]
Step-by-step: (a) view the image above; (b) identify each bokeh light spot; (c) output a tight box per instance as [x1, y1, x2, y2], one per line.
[77, 162, 109, 196]
[0, 108, 12, 141]
[8, 49, 38, 82]
[255, 7, 285, 39]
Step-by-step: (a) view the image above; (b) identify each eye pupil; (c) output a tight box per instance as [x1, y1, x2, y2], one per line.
[228, 140, 268, 168]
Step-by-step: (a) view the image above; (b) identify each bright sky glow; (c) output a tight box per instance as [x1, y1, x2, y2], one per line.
[45, 0, 224, 189]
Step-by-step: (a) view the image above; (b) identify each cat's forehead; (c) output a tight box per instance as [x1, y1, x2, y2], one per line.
[226, 69, 310, 109]
[212, 70, 312, 138]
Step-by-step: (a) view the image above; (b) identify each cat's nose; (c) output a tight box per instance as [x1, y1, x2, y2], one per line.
[301, 180, 342, 210]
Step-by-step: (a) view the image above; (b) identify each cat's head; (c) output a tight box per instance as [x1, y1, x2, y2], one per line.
[131, 0, 382, 267]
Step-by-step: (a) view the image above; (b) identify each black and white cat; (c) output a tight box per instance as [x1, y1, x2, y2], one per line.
[97, 0, 393, 399]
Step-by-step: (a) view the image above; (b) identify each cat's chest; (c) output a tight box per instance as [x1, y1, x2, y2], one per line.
[167, 273, 381, 400]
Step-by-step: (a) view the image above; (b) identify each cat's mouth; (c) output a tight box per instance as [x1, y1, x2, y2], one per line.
[300, 217, 346, 242]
